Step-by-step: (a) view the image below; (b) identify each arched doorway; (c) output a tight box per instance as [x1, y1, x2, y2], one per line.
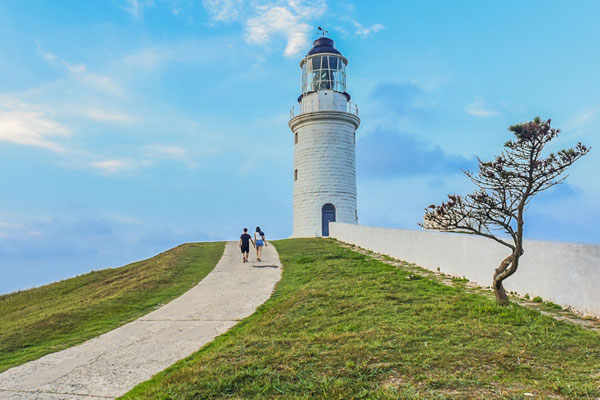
[322, 203, 336, 236]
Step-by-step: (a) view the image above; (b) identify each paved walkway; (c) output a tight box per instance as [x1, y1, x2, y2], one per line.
[0, 242, 282, 399]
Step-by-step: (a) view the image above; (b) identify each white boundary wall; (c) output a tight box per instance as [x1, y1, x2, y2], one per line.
[330, 222, 600, 317]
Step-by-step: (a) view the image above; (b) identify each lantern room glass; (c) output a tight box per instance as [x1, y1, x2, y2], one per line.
[302, 55, 347, 94]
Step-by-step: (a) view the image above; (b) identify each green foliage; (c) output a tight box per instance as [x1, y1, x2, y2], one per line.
[532, 296, 543, 303]
[545, 301, 563, 310]
[0, 242, 224, 372]
[121, 239, 600, 399]
[423, 117, 590, 305]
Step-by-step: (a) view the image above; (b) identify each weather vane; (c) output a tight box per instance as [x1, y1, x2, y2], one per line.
[317, 26, 329, 37]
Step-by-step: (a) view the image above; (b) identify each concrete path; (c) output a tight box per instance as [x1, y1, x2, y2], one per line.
[0, 242, 282, 399]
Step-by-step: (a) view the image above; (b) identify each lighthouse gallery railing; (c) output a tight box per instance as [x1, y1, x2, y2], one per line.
[290, 100, 358, 119]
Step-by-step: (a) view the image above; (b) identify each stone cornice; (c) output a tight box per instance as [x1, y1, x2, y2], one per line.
[289, 111, 360, 132]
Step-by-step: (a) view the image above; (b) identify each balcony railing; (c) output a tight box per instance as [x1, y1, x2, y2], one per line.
[290, 100, 358, 119]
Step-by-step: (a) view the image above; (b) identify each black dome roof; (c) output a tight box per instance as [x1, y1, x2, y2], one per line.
[307, 37, 342, 56]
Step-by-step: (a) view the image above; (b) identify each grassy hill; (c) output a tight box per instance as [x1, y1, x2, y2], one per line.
[122, 238, 600, 399]
[0, 241, 224, 372]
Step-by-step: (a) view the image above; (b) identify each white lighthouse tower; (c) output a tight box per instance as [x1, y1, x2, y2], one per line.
[289, 35, 360, 237]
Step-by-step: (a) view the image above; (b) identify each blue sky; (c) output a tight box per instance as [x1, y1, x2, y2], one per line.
[1, 0, 599, 294]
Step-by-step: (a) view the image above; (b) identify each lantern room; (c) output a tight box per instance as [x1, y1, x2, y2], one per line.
[300, 37, 348, 95]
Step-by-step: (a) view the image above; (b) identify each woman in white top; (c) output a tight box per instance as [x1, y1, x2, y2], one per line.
[254, 226, 267, 261]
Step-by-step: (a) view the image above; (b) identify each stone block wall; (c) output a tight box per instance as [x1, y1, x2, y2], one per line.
[289, 109, 360, 237]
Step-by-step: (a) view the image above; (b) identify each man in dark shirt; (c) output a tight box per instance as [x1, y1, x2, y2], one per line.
[239, 228, 254, 263]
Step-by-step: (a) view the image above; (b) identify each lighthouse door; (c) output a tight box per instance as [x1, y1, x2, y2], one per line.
[321, 203, 336, 236]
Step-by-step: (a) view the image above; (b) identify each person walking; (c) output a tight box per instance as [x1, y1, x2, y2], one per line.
[239, 228, 254, 263]
[254, 226, 267, 262]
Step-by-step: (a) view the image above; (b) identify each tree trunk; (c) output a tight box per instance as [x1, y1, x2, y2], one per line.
[492, 254, 514, 305]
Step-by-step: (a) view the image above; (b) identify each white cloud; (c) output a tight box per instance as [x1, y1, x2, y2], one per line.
[88, 146, 198, 174]
[203, 0, 245, 22]
[122, 47, 169, 71]
[63, 62, 123, 97]
[144, 144, 202, 168]
[332, 25, 350, 39]
[288, 0, 324, 19]
[0, 221, 23, 229]
[36, 41, 58, 62]
[466, 98, 498, 117]
[121, 0, 154, 17]
[205, 0, 326, 58]
[37, 46, 123, 97]
[563, 106, 600, 134]
[245, 6, 312, 57]
[89, 159, 138, 174]
[144, 144, 187, 159]
[0, 100, 71, 152]
[83, 108, 138, 124]
[122, 39, 221, 71]
[352, 21, 384, 38]
[204, 1, 381, 56]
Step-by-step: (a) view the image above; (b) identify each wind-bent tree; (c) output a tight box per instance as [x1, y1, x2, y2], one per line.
[422, 117, 589, 305]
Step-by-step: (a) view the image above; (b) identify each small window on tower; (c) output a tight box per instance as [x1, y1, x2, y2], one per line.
[294, 169, 298, 181]
[295, 132, 298, 144]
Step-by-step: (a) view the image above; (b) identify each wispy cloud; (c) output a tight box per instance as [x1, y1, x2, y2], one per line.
[0, 97, 71, 152]
[245, 6, 311, 57]
[203, 1, 381, 56]
[466, 97, 498, 117]
[352, 20, 384, 38]
[563, 106, 600, 136]
[36, 43, 58, 62]
[0, 221, 24, 229]
[82, 108, 138, 124]
[204, 0, 326, 58]
[65, 63, 123, 96]
[88, 143, 199, 175]
[332, 25, 349, 38]
[203, 0, 245, 22]
[121, 0, 154, 17]
[144, 144, 187, 159]
[122, 47, 173, 71]
[144, 144, 206, 168]
[0, 217, 23, 240]
[89, 158, 142, 174]
[37, 44, 123, 97]
[122, 39, 222, 71]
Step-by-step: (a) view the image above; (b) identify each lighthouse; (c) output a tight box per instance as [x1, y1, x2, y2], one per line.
[289, 36, 360, 237]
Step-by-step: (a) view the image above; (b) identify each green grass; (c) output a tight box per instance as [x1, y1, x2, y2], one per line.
[0, 241, 225, 372]
[120, 238, 600, 399]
